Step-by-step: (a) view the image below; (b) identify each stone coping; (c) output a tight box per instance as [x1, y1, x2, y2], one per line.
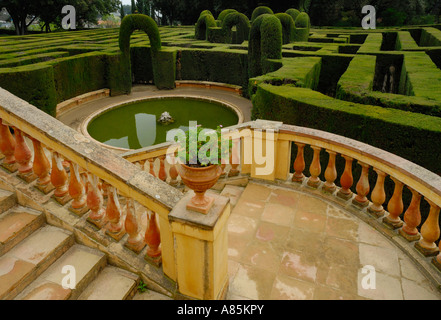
[0, 87, 183, 213]
[56, 89, 110, 119]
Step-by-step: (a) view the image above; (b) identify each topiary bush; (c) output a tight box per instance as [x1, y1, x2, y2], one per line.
[286, 8, 301, 22]
[119, 14, 175, 91]
[251, 6, 274, 22]
[199, 10, 213, 18]
[248, 14, 283, 78]
[217, 9, 238, 22]
[294, 12, 311, 42]
[275, 13, 296, 44]
[195, 12, 217, 40]
[221, 12, 251, 44]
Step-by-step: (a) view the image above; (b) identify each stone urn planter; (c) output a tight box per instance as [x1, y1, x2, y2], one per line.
[178, 163, 222, 214]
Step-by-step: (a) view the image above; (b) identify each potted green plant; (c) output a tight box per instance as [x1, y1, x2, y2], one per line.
[176, 125, 232, 214]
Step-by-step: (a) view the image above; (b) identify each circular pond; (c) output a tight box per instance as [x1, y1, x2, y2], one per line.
[83, 96, 242, 151]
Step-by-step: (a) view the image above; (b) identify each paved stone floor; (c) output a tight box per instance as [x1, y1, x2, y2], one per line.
[222, 182, 441, 300]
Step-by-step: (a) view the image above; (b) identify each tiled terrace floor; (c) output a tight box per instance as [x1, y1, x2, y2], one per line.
[222, 182, 441, 300]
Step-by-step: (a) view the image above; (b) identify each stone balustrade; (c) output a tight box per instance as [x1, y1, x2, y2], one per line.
[224, 121, 441, 283]
[0, 87, 191, 295]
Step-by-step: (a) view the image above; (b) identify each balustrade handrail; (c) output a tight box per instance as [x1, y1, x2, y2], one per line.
[278, 123, 441, 208]
[0, 87, 183, 214]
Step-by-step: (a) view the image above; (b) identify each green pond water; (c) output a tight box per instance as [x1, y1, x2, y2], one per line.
[87, 97, 239, 150]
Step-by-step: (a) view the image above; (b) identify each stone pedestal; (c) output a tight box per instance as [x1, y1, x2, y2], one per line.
[169, 190, 230, 300]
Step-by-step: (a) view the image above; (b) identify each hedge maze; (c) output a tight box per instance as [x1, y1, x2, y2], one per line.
[0, 7, 441, 176]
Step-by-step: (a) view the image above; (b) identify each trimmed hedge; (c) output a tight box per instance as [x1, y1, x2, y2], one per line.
[249, 56, 322, 97]
[294, 12, 310, 42]
[336, 54, 441, 117]
[286, 8, 301, 22]
[119, 14, 175, 91]
[217, 9, 238, 22]
[252, 83, 441, 175]
[275, 13, 296, 44]
[179, 48, 249, 92]
[0, 64, 57, 116]
[248, 14, 283, 78]
[221, 12, 251, 44]
[251, 6, 274, 22]
[195, 12, 217, 40]
[420, 27, 441, 47]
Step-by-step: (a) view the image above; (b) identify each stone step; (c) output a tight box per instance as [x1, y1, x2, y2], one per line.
[0, 206, 45, 256]
[0, 189, 17, 215]
[15, 244, 107, 300]
[78, 266, 139, 300]
[0, 225, 74, 300]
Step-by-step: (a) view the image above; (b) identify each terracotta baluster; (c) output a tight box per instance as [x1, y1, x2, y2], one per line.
[168, 154, 179, 186]
[415, 199, 440, 256]
[14, 129, 35, 182]
[292, 143, 306, 183]
[145, 210, 161, 262]
[148, 158, 156, 177]
[352, 162, 370, 207]
[323, 150, 337, 193]
[86, 174, 105, 227]
[383, 177, 404, 229]
[0, 119, 17, 172]
[307, 146, 321, 188]
[229, 139, 240, 177]
[50, 152, 70, 204]
[158, 156, 167, 181]
[32, 139, 54, 194]
[124, 198, 146, 253]
[105, 186, 124, 239]
[367, 169, 387, 218]
[337, 156, 354, 200]
[68, 162, 88, 215]
[399, 188, 422, 242]
[220, 157, 227, 177]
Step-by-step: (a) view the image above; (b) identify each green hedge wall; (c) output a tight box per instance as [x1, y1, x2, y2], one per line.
[217, 9, 238, 22]
[293, 12, 310, 42]
[179, 48, 249, 93]
[248, 14, 283, 78]
[51, 53, 108, 103]
[0, 64, 57, 116]
[252, 83, 441, 175]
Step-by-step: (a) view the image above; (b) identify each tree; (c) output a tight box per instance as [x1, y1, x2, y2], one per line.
[0, 0, 39, 35]
[120, 3, 126, 20]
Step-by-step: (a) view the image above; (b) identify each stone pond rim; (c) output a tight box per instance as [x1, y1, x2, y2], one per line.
[81, 95, 245, 153]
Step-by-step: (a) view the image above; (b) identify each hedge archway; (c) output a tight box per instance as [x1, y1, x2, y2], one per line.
[248, 14, 282, 78]
[251, 6, 274, 22]
[119, 14, 175, 91]
[119, 14, 161, 55]
[217, 9, 238, 22]
[195, 12, 217, 40]
[286, 8, 301, 22]
[294, 12, 311, 42]
[275, 13, 296, 44]
[221, 12, 251, 44]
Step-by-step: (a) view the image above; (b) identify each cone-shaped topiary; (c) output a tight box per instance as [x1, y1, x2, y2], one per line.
[275, 12, 296, 44]
[286, 8, 301, 22]
[195, 12, 217, 40]
[251, 6, 274, 22]
[221, 12, 251, 44]
[248, 13, 282, 78]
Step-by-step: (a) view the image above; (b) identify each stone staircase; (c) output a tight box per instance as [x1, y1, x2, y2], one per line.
[0, 188, 169, 300]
